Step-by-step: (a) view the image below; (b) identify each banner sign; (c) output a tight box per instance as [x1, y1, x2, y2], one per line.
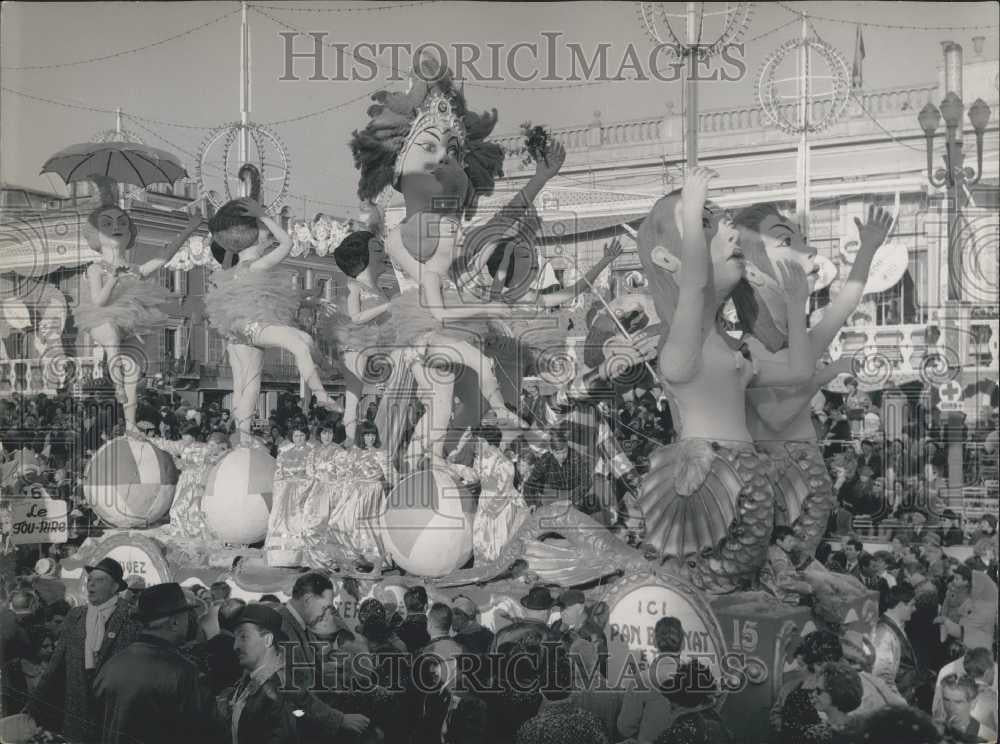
[10, 499, 68, 545]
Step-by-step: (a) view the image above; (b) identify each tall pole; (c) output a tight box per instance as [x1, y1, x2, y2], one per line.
[239, 1, 251, 198]
[795, 16, 811, 231]
[942, 42, 965, 489]
[685, 2, 700, 168]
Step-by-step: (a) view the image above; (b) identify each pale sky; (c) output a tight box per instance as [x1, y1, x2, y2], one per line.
[1, 1, 997, 216]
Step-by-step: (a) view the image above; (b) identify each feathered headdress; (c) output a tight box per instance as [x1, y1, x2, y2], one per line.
[349, 51, 504, 218]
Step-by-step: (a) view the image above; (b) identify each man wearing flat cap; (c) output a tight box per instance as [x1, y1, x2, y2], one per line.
[94, 583, 214, 744]
[224, 603, 369, 744]
[23, 556, 139, 742]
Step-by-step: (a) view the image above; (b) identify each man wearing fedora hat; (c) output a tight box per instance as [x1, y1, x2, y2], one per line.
[23, 556, 138, 742]
[94, 583, 213, 744]
[224, 603, 369, 744]
[519, 586, 556, 624]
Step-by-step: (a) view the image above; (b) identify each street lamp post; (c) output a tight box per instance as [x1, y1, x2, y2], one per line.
[916, 42, 992, 490]
[917, 52, 992, 301]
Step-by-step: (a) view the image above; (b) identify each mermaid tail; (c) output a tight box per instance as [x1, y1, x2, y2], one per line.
[204, 267, 301, 337]
[638, 439, 776, 595]
[433, 502, 650, 588]
[774, 442, 836, 557]
[74, 274, 171, 336]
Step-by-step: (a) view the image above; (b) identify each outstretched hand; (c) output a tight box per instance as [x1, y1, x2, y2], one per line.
[854, 205, 893, 252]
[778, 259, 810, 307]
[603, 237, 623, 262]
[535, 141, 566, 180]
[681, 167, 718, 221]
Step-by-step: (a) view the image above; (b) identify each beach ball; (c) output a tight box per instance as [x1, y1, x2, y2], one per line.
[203, 446, 274, 544]
[380, 466, 478, 577]
[83, 437, 179, 528]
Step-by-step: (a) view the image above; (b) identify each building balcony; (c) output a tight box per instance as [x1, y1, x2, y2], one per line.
[493, 83, 945, 175]
[829, 317, 999, 382]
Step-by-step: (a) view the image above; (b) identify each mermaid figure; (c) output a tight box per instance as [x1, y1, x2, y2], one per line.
[734, 204, 894, 556]
[635, 169, 815, 595]
[75, 176, 202, 433]
[203, 175, 341, 442]
[351, 52, 560, 465]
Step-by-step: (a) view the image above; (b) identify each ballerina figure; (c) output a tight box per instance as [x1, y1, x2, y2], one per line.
[75, 176, 203, 433]
[331, 229, 398, 445]
[635, 168, 816, 594]
[203, 196, 342, 437]
[735, 203, 894, 556]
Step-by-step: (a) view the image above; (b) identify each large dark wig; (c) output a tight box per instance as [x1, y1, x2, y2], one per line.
[208, 164, 262, 268]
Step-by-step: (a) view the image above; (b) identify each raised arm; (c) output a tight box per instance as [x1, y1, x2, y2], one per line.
[533, 238, 622, 308]
[498, 141, 566, 222]
[658, 167, 716, 383]
[753, 262, 815, 387]
[237, 201, 292, 272]
[421, 271, 516, 321]
[808, 206, 893, 354]
[136, 212, 205, 278]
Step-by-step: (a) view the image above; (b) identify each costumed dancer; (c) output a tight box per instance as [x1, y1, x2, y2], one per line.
[75, 176, 202, 433]
[331, 228, 398, 445]
[636, 168, 815, 594]
[203, 166, 342, 444]
[144, 426, 230, 541]
[343, 422, 392, 564]
[303, 422, 389, 571]
[265, 420, 315, 565]
[735, 203, 893, 556]
[350, 53, 548, 464]
[446, 426, 528, 563]
[301, 422, 349, 534]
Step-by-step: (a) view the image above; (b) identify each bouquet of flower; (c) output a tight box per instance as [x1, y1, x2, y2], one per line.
[520, 122, 552, 168]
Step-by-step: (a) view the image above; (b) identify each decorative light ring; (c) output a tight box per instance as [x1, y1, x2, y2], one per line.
[755, 36, 851, 135]
[196, 121, 291, 214]
[638, 2, 753, 59]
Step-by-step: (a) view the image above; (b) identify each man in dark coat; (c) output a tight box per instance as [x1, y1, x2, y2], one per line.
[1, 598, 30, 716]
[24, 557, 139, 742]
[94, 583, 214, 744]
[202, 597, 246, 695]
[397, 585, 430, 654]
[276, 573, 367, 737]
[224, 604, 367, 744]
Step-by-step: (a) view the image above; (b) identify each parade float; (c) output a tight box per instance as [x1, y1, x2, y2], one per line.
[3, 31, 889, 744]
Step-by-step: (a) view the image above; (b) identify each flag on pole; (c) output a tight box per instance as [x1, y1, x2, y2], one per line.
[852, 25, 866, 89]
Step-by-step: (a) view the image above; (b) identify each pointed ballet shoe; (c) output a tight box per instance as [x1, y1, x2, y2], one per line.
[316, 396, 344, 414]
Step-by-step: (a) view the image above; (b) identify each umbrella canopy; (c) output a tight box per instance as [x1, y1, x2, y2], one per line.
[41, 141, 187, 189]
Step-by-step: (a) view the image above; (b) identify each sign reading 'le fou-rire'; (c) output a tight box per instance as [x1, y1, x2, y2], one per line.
[10, 499, 68, 545]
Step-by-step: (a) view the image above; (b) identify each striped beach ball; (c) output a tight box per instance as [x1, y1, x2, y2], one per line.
[83, 437, 179, 528]
[203, 446, 274, 544]
[379, 466, 478, 577]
